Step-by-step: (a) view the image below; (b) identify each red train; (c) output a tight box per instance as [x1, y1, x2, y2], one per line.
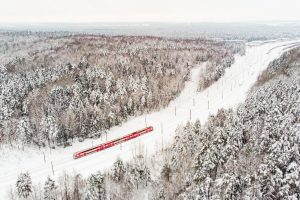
[73, 126, 153, 159]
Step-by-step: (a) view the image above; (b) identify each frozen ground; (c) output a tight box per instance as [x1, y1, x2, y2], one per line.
[1, 39, 300, 198]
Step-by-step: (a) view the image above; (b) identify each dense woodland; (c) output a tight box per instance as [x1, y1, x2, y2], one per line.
[7, 45, 300, 199]
[197, 46, 245, 91]
[0, 32, 244, 149]
[150, 46, 300, 199]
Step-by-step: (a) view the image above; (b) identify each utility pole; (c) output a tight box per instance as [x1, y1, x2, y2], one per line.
[43, 151, 46, 163]
[161, 122, 164, 152]
[222, 79, 224, 100]
[51, 161, 54, 175]
[48, 138, 52, 155]
[208, 99, 210, 109]
[139, 139, 141, 156]
[145, 147, 148, 162]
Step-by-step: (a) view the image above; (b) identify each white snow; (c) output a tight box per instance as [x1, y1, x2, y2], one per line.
[1, 39, 300, 199]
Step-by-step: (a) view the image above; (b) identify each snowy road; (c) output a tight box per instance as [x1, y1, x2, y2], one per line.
[1, 39, 300, 198]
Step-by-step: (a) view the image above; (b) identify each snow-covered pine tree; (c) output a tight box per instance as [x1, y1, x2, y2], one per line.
[44, 176, 57, 200]
[86, 171, 106, 200]
[130, 157, 151, 189]
[161, 163, 171, 182]
[16, 172, 32, 199]
[193, 119, 201, 136]
[16, 117, 32, 147]
[111, 159, 126, 183]
[40, 116, 59, 147]
[283, 161, 300, 199]
[153, 188, 166, 200]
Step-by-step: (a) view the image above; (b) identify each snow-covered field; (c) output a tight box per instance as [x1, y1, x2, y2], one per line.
[1, 39, 300, 198]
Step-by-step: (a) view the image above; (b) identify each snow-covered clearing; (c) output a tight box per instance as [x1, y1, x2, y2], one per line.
[1, 39, 300, 198]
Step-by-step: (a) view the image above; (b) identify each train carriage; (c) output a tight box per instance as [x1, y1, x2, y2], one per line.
[73, 126, 153, 159]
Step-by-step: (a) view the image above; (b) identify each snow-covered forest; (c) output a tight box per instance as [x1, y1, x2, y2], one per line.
[197, 47, 245, 91]
[151, 46, 300, 199]
[0, 32, 244, 149]
[6, 42, 300, 199]
[2, 0, 300, 198]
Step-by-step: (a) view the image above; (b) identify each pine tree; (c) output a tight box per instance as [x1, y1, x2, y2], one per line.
[111, 159, 126, 182]
[161, 164, 171, 182]
[86, 171, 106, 200]
[193, 119, 201, 136]
[16, 172, 32, 199]
[40, 116, 59, 147]
[282, 161, 300, 198]
[17, 118, 32, 146]
[44, 176, 57, 200]
[154, 188, 166, 200]
[223, 173, 243, 200]
[130, 157, 151, 189]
